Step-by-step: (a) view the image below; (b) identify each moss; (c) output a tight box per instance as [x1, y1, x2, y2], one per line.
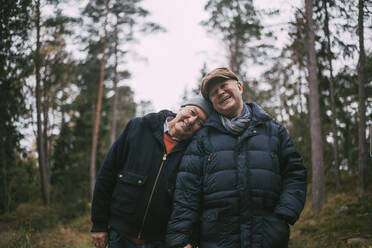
[291, 190, 372, 248]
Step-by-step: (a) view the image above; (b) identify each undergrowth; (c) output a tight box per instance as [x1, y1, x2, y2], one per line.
[289, 175, 372, 248]
[0, 175, 371, 248]
[0, 201, 91, 248]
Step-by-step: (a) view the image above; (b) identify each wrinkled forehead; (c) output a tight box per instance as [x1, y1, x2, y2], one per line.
[208, 79, 238, 92]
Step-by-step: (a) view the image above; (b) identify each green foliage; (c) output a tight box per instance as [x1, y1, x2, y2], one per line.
[0, 153, 40, 213]
[0, 0, 32, 214]
[1, 203, 57, 231]
[0, 201, 90, 233]
[56, 201, 90, 222]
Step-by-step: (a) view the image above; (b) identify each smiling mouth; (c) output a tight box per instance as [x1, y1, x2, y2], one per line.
[220, 95, 231, 104]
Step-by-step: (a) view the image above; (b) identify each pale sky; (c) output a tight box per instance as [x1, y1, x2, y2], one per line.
[124, 0, 301, 112]
[126, 0, 223, 113]
[62, 0, 302, 113]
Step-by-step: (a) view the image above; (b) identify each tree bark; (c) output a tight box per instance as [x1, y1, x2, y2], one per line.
[229, 37, 238, 76]
[42, 70, 51, 198]
[305, 0, 326, 211]
[1, 140, 9, 213]
[111, 17, 119, 145]
[90, 0, 110, 200]
[35, 0, 50, 206]
[324, 0, 341, 190]
[357, 0, 367, 198]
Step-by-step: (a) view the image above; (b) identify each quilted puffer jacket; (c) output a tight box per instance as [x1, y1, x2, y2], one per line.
[166, 102, 307, 248]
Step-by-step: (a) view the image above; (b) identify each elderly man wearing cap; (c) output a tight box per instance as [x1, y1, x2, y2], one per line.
[166, 68, 307, 248]
[91, 96, 212, 248]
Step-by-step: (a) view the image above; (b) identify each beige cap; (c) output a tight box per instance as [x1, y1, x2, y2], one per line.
[201, 67, 239, 100]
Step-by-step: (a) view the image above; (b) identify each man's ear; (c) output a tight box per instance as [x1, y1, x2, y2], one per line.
[237, 81, 243, 93]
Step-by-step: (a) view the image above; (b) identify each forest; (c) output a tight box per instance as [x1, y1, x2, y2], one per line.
[0, 0, 371, 247]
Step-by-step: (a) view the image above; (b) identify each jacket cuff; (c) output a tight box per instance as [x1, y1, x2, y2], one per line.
[166, 234, 189, 248]
[91, 221, 108, 232]
[274, 206, 297, 225]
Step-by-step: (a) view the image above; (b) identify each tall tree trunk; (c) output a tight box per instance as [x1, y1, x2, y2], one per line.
[324, 1, 341, 191]
[110, 18, 119, 145]
[305, 0, 326, 211]
[1, 140, 9, 213]
[35, 0, 50, 206]
[90, 0, 110, 200]
[229, 37, 238, 76]
[345, 121, 352, 170]
[42, 73, 51, 197]
[357, 0, 367, 198]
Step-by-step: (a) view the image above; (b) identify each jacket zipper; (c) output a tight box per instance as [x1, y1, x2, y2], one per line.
[137, 153, 167, 239]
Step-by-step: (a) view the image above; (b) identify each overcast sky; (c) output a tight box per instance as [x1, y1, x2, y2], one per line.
[124, 0, 302, 113]
[125, 0, 222, 113]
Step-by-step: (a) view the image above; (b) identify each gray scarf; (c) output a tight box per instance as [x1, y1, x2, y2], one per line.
[219, 103, 251, 135]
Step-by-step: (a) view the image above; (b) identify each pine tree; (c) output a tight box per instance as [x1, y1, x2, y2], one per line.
[89, 0, 110, 201]
[322, 0, 341, 190]
[0, 0, 32, 212]
[202, 0, 275, 102]
[305, 0, 326, 210]
[357, 0, 367, 198]
[34, 0, 51, 206]
[107, 0, 163, 143]
[82, 0, 164, 199]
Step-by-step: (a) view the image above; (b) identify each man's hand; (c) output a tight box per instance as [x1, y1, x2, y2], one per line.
[184, 244, 192, 248]
[92, 232, 108, 248]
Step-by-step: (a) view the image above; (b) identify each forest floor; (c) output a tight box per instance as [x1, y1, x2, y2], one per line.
[289, 189, 372, 248]
[1, 178, 371, 248]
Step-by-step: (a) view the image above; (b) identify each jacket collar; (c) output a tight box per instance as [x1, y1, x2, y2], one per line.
[142, 110, 190, 152]
[247, 102, 272, 125]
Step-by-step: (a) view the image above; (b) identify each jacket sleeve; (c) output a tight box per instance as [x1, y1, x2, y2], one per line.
[166, 136, 204, 247]
[91, 119, 134, 232]
[274, 124, 307, 225]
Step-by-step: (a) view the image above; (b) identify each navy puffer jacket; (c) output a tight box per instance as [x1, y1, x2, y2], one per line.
[166, 102, 307, 248]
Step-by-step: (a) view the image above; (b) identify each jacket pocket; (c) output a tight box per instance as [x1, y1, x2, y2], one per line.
[262, 213, 289, 248]
[111, 170, 147, 214]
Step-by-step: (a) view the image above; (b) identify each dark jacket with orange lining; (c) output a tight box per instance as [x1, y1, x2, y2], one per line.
[91, 110, 190, 241]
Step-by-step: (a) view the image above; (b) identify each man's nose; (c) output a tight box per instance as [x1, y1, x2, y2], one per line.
[188, 116, 198, 124]
[216, 87, 225, 96]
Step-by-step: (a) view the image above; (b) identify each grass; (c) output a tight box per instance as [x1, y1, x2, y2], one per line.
[0, 202, 92, 248]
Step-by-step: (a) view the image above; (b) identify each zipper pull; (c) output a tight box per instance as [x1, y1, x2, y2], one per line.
[162, 153, 167, 161]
